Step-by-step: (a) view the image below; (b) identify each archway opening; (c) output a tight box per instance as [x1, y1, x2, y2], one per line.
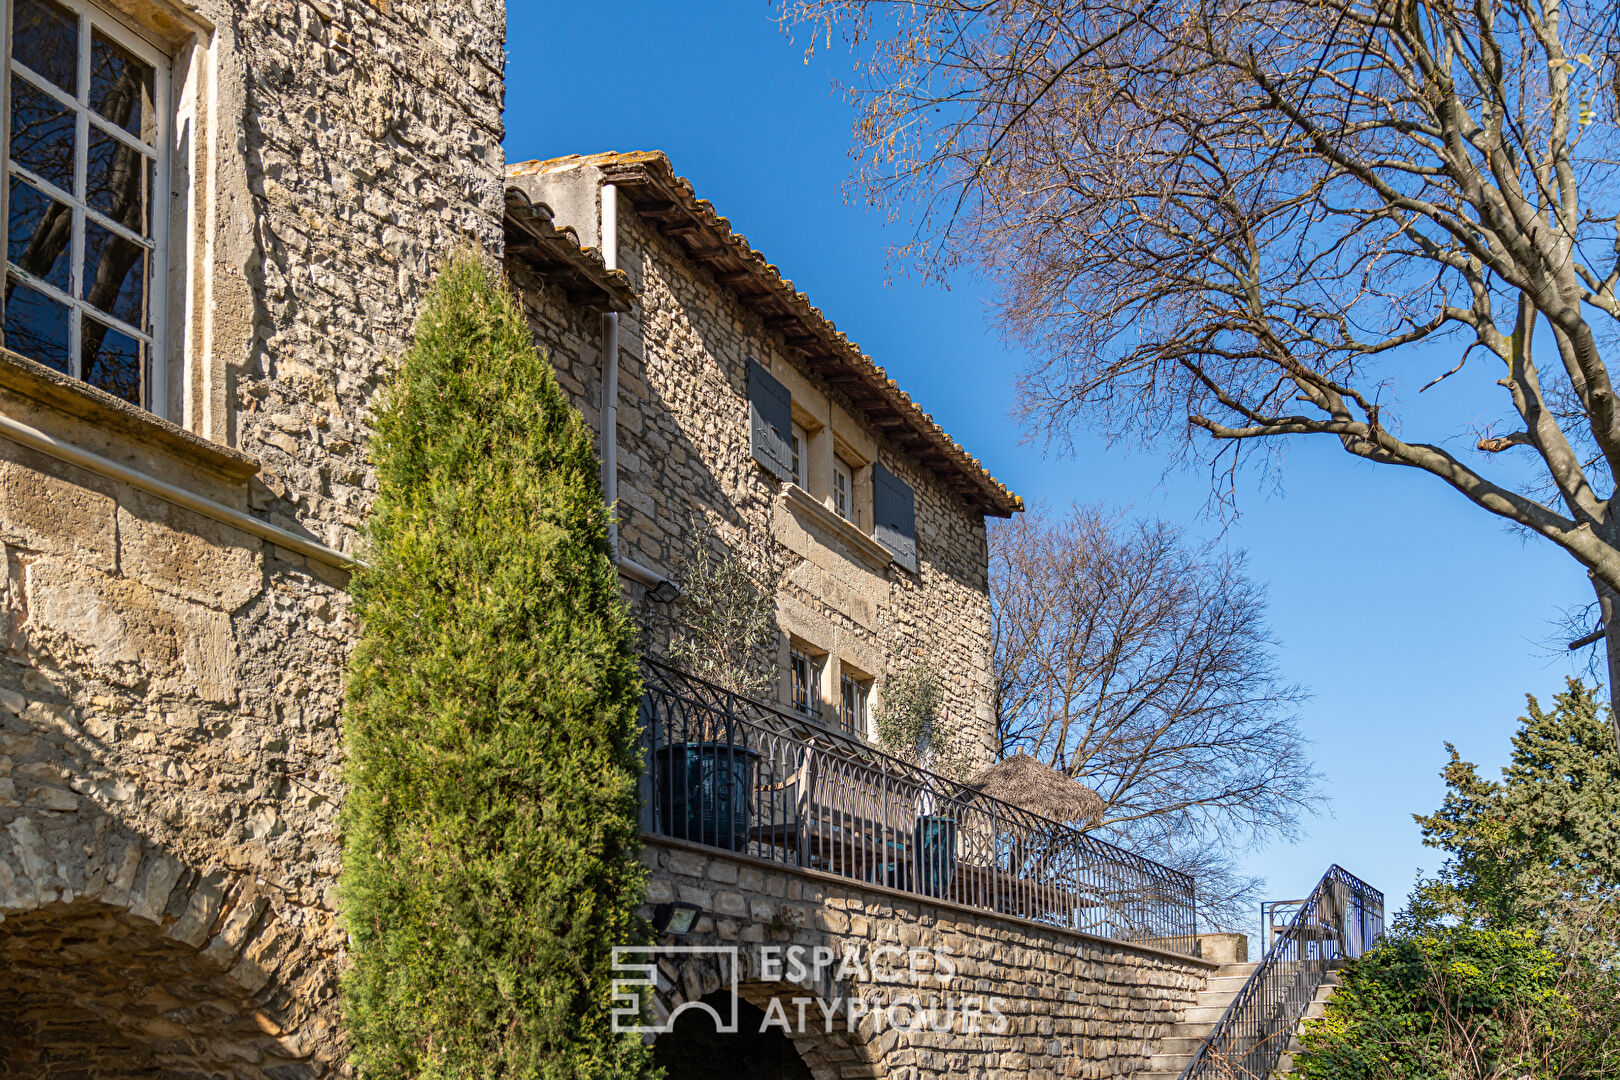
[0, 901, 307, 1079]
[653, 992, 814, 1080]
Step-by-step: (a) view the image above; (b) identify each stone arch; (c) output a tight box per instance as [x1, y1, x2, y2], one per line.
[648, 949, 885, 1080]
[0, 813, 332, 1078]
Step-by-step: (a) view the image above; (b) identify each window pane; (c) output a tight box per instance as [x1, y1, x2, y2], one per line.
[9, 76, 76, 191]
[3, 277, 70, 373]
[82, 220, 146, 326]
[81, 314, 143, 405]
[90, 31, 155, 139]
[87, 129, 151, 234]
[7, 178, 72, 291]
[10, 0, 79, 95]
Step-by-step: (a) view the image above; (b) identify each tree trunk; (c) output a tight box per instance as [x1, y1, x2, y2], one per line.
[1595, 577, 1620, 756]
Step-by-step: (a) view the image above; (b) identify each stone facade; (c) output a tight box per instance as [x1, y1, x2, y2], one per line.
[509, 154, 1015, 763]
[0, 5, 1210, 1078]
[0, 0, 506, 1075]
[639, 840, 1214, 1080]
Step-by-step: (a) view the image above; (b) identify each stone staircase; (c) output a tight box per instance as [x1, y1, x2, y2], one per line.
[1273, 966, 1343, 1075]
[1134, 962, 1257, 1080]
[1134, 961, 1345, 1080]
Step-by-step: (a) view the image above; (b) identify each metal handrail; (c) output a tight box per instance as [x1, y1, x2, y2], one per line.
[639, 658, 1200, 954]
[1178, 865, 1384, 1080]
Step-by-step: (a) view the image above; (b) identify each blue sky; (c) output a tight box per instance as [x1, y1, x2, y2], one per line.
[506, 2, 1591, 926]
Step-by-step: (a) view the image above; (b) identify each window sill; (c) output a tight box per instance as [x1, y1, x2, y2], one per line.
[0, 346, 259, 487]
[781, 482, 895, 574]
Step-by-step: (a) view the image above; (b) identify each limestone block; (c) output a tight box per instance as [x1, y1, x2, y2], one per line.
[130, 852, 185, 925]
[116, 489, 264, 612]
[26, 558, 239, 703]
[203, 891, 270, 970]
[0, 847, 37, 910]
[0, 450, 116, 570]
[5, 816, 50, 884]
[167, 869, 229, 948]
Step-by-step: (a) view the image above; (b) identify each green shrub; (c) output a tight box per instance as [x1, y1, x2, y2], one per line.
[1294, 680, 1620, 1080]
[339, 253, 652, 1079]
[1294, 923, 1571, 1080]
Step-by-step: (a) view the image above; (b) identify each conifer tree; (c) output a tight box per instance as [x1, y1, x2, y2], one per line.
[1415, 679, 1620, 952]
[340, 253, 651, 1079]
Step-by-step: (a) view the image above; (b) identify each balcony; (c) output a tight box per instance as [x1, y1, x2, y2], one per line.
[638, 660, 1199, 956]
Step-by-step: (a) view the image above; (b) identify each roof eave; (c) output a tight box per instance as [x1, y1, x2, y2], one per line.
[513, 154, 1022, 518]
[503, 188, 635, 313]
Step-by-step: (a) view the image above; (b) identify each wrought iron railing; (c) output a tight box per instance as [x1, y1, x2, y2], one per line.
[638, 659, 1199, 954]
[1179, 865, 1383, 1080]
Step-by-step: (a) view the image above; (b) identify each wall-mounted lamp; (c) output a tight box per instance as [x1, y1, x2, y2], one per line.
[650, 901, 703, 937]
[647, 578, 681, 605]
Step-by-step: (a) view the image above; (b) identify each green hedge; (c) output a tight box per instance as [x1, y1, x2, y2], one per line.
[340, 253, 652, 1079]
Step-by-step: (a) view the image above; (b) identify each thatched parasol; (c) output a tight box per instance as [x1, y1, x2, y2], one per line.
[967, 753, 1106, 826]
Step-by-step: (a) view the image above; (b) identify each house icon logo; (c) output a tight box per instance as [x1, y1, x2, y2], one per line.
[611, 945, 741, 1035]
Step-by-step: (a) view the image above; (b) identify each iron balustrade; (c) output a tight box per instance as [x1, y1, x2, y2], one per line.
[1178, 865, 1384, 1080]
[638, 659, 1199, 954]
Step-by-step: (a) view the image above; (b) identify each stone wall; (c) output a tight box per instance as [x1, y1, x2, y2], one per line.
[0, 0, 508, 1076]
[638, 839, 1214, 1080]
[511, 192, 997, 763]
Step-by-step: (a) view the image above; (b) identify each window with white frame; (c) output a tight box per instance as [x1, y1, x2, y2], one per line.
[839, 671, 869, 738]
[790, 420, 808, 490]
[3, 0, 170, 411]
[832, 454, 852, 521]
[788, 642, 823, 720]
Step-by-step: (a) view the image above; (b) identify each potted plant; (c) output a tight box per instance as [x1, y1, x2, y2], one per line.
[654, 518, 785, 851]
[872, 663, 975, 897]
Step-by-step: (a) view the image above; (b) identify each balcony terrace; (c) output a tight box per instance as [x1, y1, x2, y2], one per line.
[638, 660, 1199, 956]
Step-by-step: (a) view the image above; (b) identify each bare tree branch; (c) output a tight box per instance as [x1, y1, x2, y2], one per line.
[990, 503, 1320, 928]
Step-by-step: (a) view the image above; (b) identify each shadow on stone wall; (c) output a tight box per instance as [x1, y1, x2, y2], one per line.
[0, 803, 329, 1079]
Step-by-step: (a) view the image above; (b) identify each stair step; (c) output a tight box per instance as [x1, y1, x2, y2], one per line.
[1219, 963, 1260, 977]
[1156, 1036, 1207, 1055]
[1181, 1005, 1236, 1023]
[1144, 1056, 1194, 1072]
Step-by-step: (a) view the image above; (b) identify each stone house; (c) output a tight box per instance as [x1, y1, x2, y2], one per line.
[0, 3, 1238, 1079]
[506, 151, 1020, 758]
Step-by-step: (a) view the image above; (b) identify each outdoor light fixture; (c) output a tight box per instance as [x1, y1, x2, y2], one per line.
[650, 901, 703, 937]
[648, 578, 681, 605]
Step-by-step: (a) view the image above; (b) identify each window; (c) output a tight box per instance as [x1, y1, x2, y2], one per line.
[791, 421, 808, 489]
[839, 672, 869, 737]
[832, 454, 852, 520]
[2, 0, 169, 410]
[789, 643, 822, 720]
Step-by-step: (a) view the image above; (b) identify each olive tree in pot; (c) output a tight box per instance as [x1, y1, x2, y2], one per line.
[873, 664, 976, 897]
[654, 520, 785, 851]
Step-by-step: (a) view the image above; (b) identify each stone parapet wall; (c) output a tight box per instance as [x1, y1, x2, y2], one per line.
[640, 839, 1213, 1080]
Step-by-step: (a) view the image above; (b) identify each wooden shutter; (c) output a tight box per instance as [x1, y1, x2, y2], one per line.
[748, 359, 794, 481]
[872, 462, 918, 573]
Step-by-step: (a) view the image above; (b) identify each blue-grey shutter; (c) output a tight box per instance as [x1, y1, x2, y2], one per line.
[872, 462, 918, 573]
[748, 359, 793, 481]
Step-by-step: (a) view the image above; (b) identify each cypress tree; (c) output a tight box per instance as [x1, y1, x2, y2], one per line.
[340, 253, 651, 1079]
